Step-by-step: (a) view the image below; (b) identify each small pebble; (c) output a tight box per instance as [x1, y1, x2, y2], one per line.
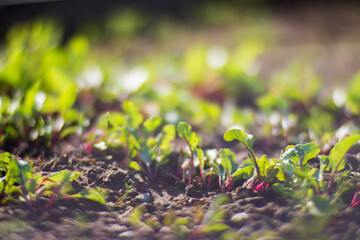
[119, 231, 136, 238]
[108, 223, 128, 233]
[159, 226, 172, 234]
[230, 212, 249, 225]
[135, 193, 153, 203]
[138, 225, 155, 234]
[237, 226, 255, 236]
[256, 236, 283, 240]
[278, 223, 296, 235]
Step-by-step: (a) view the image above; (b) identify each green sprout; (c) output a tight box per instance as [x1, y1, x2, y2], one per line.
[177, 121, 202, 185]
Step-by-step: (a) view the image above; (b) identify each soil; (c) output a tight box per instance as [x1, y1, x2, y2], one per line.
[1, 147, 360, 240]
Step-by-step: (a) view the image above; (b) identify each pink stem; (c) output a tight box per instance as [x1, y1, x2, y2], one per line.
[352, 188, 360, 205]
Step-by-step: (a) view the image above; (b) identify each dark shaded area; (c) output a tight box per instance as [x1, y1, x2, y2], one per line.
[2, 0, 358, 43]
[0, 0, 193, 42]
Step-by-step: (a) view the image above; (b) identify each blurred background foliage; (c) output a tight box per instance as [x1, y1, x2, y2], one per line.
[1, 1, 360, 154]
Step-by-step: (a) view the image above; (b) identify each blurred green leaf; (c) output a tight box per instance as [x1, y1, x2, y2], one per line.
[59, 84, 77, 115]
[200, 223, 229, 233]
[127, 161, 142, 171]
[46, 170, 80, 183]
[143, 116, 161, 135]
[76, 188, 107, 205]
[123, 101, 143, 129]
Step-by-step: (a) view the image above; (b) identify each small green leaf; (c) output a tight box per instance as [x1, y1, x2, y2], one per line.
[177, 122, 199, 151]
[177, 121, 192, 142]
[127, 133, 140, 158]
[129, 205, 145, 226]
[122, 101, 143, 129]
[294, 168, 320, 193]
[46, 170, 81, 183]
[159, 124, 175, 153]
[263, 166, 279, 182]
[173, 217, 191, 227]
[232, 165, 253, 178]
[0, 153, 12, 172]
[140, 145, 154, 165]
[329, 135, 360, 173]
[143, 116, 162, 135]
[22, 82, 40, 116]
[281, 142, 320, 166]
[78, 188, 106, 205]
[210, 163, 222, 178]
[189, 132, 199, 151]
[318, 155, 329, 181]
[220, 149, 233, 176]
[258, 155, 270, 177]
[223, 129, 254, 155]
[9, 158, 32, 184]
[106, 112, 126, 127]
[200, 223, 230, 233]
[127, 161, 142, 171]
[59, 84, 77, 115]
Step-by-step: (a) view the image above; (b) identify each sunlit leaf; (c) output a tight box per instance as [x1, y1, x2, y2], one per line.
[177, 122, 192, 142]
[200, 223, 229, 233]
[46, 170, 81, 183]
[223, 129, 254, 155]
[59, 84, 77, 115]
[8, 158, 32, 184]
[123, 100, 143, 129]
[78, 188, 106, 205]
[127, 161, 142, 171]
[159, 124, 175, 153]
[177, 122, 199, 151]
[197, 148, 205, 174]
[143, 116, 161, 135]
[329, 135, 360, 173]
[281, 142, 320, 166]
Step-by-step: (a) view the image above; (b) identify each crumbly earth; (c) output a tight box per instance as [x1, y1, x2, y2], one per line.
[1, 148, 360, 240]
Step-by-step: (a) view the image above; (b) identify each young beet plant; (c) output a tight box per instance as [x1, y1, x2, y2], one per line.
[127, 116, 176, 181]
[210, 149, 239, 192]
[177, 122, 205, 185]
[223, 129, 263, 188]
[0, 153, 106, 209]
[86, 101, 176, 181]
[277, 135, 360, 211]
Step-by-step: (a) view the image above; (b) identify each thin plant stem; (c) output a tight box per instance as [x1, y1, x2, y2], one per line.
[247, 147, 262, 182]
[352, 187, 360, 206]
[187, 143, 194, 185]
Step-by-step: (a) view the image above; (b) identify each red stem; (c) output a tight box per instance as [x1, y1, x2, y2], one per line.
[352, 187, 360, 205]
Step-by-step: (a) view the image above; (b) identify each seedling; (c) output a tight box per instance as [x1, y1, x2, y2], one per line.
[127, 116, 176, 181]
[177, 121, 203, 185]
[0, 153, 106, 209]
[209, 148, 239, 192]
[223, 129, 262, 184]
